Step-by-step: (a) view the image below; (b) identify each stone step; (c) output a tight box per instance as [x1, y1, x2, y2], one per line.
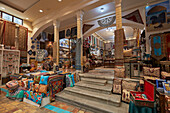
[63, 87, 121, 107]
[56, 92, 128, 113]
[75, 81, 112, 94]
[80, 78, 107, 86]
[79, 73, 114, 80]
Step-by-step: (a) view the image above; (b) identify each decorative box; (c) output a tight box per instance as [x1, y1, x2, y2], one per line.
[130, 80, 156, 108]
[163, 82, 170, 93]
[156, 79, 166, 92]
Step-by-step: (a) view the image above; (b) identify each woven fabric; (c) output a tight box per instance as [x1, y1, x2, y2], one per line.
[161, 71, 170, 79]
[122, 89, 131, 103]
[18, 26, 28, 51]
[0, 20, 5, 44]
[122, 9, 144, 24]
[114, 68, 125, 78]
[4, 21, 16, 46]
[112, 79, 122, 94]
[122, 80, 137, 91]
[143, 67, 160, 77]
[150, 34, 166, 60]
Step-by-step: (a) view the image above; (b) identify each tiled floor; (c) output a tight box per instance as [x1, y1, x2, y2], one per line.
[0, 87, 93, 113]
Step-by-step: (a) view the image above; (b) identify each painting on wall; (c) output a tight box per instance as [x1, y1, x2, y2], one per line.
[146, 0, 170, 32]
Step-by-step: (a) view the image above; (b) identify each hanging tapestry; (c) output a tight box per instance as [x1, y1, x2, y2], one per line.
[145, 0, 170, 32]
[18, 26, 28, 57]
[166, 33, 170, 57]
[83, 24, 94, 34]
[3, 21, 16, 46]
[0, 20, 5, 44]
[122, 9, 144, 24]
[151, 34, 166, 60]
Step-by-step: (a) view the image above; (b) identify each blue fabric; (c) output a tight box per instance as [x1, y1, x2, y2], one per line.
[153, 36, 161, 56]
[71, 74, 75, 86]
[39, 75, 49, 85]
[129, 101, 157, 113]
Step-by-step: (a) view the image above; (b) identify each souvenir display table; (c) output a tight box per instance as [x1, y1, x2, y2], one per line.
[4, 70, 79, 107]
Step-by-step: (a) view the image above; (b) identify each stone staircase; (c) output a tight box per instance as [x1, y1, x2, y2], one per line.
[56, 72, 128, 113]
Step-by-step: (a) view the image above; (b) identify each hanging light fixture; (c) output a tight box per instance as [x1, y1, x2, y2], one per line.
[100, 8, 104, 12]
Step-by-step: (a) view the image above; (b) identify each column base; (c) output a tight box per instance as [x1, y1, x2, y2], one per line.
[115, 59, 124, 67]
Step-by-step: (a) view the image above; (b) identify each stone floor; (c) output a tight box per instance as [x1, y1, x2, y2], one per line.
[0, 87, 93, 113]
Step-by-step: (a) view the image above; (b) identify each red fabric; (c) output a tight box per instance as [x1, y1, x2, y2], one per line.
[144, 80, 154, 101]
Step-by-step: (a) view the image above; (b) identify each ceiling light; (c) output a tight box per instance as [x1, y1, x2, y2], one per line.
[110, 28, 113, 31]
[58, 0, 62, 1]
[26, 18, 29, 20]
[39, 10, 43, 13]
[146, 3, 149, 8]
[1, 7, 5, 10]
[100, 8, 104, 12]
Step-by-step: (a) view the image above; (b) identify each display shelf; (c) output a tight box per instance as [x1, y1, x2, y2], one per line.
[0, 48, 20, 85]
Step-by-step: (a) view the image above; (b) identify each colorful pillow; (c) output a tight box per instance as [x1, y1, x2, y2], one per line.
[143, 67, 160, 77]
[71, 74, 75, 86]
[112, 79, 122, 94]
[122, 80, 137, 91]
[123, 49, 133, 57]
[39, 75, 49, 85]
[39, 84, 48, 94]
[161, 71, 170, 79]
[28, 80, 34, 89]
[34, 84, 39, 92]
[34, 75, 41, 84]
[114, 68, 125, 78]
[66, 75, 73, 87]
[122, 89, 131, 103]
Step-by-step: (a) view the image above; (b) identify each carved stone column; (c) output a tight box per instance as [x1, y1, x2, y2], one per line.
[114, 0, 124, 67]
[76, 10, 84, 72]
[53, 20, 60, 66]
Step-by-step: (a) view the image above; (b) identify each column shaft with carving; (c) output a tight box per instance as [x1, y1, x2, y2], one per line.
[53, 20, 60, 66]
[114, 0, 124, 66]
[76, 10, 84, 72]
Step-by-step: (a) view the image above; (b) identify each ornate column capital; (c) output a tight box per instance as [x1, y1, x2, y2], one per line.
[53, 20, 60, 27]
[115, 0, 122, 7]
[76, 10, 84, 20]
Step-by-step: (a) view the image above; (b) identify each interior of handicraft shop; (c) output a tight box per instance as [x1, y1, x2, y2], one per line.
[0, 0, 170, 113]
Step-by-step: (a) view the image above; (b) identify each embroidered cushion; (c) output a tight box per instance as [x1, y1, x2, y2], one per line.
[39, 75, 49, 85]
[112, 79, 122, 94]
[34, 84, 39, 92]
[123, 49, 133, 57]
[39, 84, 48, 94]
[34, 75, 41, 84]
[114, 68, 125, 78]
[122, 89, 131, 103]
[143, 67, 160, 77]
[122, 81, 137, 91]
[66, 75, 73, 87]
[71, 74, 75, 86]
[161, 71, 170, 79]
